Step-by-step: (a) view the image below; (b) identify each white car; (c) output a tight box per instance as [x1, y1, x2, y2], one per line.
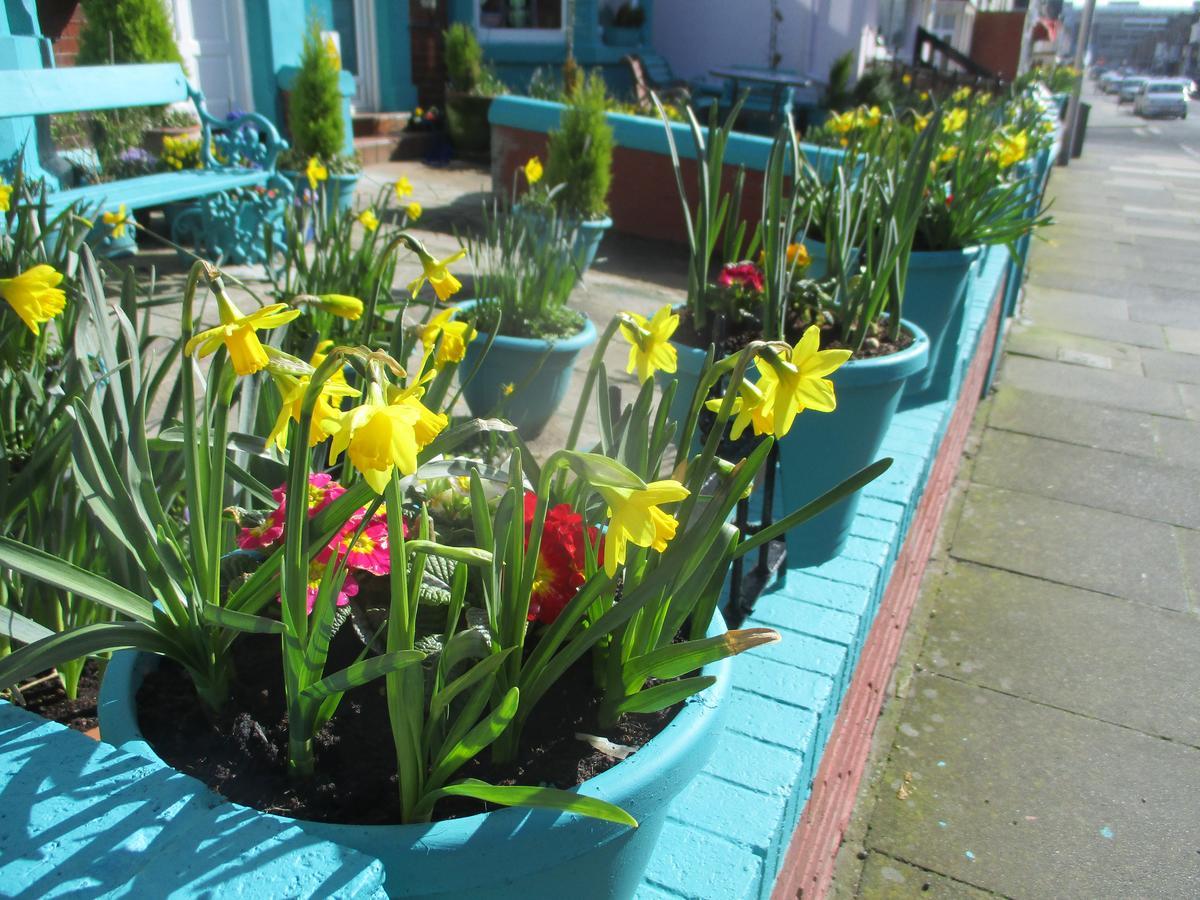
[1134, 81, 1189, 119]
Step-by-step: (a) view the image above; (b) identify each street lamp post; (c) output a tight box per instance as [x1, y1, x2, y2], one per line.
[1059, 0, 1098, 166]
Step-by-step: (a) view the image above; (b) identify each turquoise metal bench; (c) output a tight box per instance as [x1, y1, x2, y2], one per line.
[0, 62, 292, 264]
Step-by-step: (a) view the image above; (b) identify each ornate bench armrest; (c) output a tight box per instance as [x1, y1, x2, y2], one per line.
[188, 85, 289, 173]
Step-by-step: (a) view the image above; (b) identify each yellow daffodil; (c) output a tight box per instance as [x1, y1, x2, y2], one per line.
[420, 306, 476, 364]
[952, 86, 971, 103]
[408, 247, 467, 302]
[184, 291, 300, 376]
[920, 91, 930, 101]
[938, 145, 960, 165]
[103, 204, 129, 239]
[0, 181, 12, 213]
[0, 265, 67, 336]
[912, 112, 931, 133]
[266, 370, 360, 451]
[902, 73, 912, 86]
[316, 293, 364, 320]
[619, 305, 678, 383]
[306, 156, 328, 191]
[406, 201, 422, 221]
[943, 108, 967, 134]
[524, 156, 544, 184]
[414, 107, 424, 118]
[755, 326, 851, 437]
[786, 243, 811, 269]
[395, 176, 413, 198]
[828, 109, 856, 135]
[856, 105, 882, 129]
[358, 209, 380, 231]
[330, 380, 447, 493]
[594, 480, 690, 576]
[705, 377, 770, 441]
[501, 382, 515, 396]
[994, 129, 1028, 169]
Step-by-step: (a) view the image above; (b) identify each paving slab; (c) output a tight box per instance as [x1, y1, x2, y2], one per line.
[950, 484, 1189, 611]
[1025, 269, 1139, 299]
[1005, 324, 1143, 374]
[1140, 347, 1200, 384]
[1020, 285, 1129, 322]
[866, 674, 1200, 900]
[1151, 415, 1200, 470]
[1015, 306, 1164, 350]
[985, 386, 1159, 458]
[999, 355, 1183, 417]
[971, 429, 1200, 530]
[854, 852, 999, 899]
[923, 562, 1200, 747]
[1175, 382, 1200, 422]
[1128, 299, 1200, 330]
[1163, 325, 1200, 356]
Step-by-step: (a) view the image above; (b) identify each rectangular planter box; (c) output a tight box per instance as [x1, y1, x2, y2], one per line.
[488, 96, 844, 246]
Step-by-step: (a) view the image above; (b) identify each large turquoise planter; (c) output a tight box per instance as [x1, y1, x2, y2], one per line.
[98, 617, 732, 899]
[900, 246, 980, 403]
[457, 302, 597, 440]
[660, 337, 708, 432]
[574, 215, 612, 273]
[779, 320, 929, 567]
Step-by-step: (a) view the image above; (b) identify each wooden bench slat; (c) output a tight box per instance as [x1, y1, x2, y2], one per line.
[0, 64, 190, 118]
[47, 169, 271, 216]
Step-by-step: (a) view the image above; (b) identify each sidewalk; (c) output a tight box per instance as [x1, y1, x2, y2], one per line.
[828, 94, 1200, 897]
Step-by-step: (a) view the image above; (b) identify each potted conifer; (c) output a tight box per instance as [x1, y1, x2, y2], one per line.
[280, 20, 361, 216]
[522, 72, 614, 273]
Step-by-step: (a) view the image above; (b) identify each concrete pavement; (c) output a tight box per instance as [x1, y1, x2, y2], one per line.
[828, 87, 1200, 898]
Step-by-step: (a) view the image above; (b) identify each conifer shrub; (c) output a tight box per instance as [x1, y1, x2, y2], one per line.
[78, 0, 183, 66]
[445, 23, 484, 95]
[544, 72, 613, 220]
[287, 21, 347, 166]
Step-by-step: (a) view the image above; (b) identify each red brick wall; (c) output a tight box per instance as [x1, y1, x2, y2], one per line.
[37, 0, 85, 67]
[492, 123, 771, 246]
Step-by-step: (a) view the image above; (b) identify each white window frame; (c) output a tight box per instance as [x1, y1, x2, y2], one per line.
[474, 0, 567, 45]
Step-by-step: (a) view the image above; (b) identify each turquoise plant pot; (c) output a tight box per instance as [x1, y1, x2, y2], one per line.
[98, 616, 733, 899]
[800, 240, 975, 403]
[573, 215, 612, 273]
[458, 302, 597, 440]
[779, 320, 929, 567]
[660, 335, 708, 430]
[900, 245, 980, 403]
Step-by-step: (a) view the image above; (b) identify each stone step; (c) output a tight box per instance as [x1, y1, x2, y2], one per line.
[352, 111, 410, 137]
[354, 135, 400, 166]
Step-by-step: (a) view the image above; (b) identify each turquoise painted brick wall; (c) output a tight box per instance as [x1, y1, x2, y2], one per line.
[632, 246, 1011, 899]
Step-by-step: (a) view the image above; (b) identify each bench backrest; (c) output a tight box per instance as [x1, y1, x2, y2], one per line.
[0, 64, 190, 119]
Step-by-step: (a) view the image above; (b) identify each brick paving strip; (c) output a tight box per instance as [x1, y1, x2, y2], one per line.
[815, 90, 1200, 899]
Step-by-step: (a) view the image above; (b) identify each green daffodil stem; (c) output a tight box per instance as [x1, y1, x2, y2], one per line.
[564, 316, 621, 454]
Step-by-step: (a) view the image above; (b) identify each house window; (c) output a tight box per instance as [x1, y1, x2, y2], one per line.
[478, 0, 564, 32]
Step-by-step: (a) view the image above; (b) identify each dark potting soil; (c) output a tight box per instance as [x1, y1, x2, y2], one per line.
[673, 307, 914, 360]
[136, 628, 679, 825]
[16, 660, 101, 733]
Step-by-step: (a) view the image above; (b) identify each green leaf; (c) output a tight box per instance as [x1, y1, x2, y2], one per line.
[0, 536, 155, 624]
[429, 648, 513, 723]
[734, 457, 892, 558]
[624, 629, 780, 685]
[428, 685, 519, 790]
[201, 604, 285, 635]
[614, 676, 716, 716]
[427, 778, 637, 828]
[0, 607, 54, 645]
[299, 650, 426, 702]
[0, 622, 174, 688]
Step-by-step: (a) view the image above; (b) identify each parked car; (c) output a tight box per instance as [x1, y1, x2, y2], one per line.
[1134, 80, 1189, 119]
[1099, 71, 1122, 93]
[1118, 76, 1150, 104]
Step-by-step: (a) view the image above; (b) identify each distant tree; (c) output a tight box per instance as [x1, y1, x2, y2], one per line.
[77, 0, 183, 66]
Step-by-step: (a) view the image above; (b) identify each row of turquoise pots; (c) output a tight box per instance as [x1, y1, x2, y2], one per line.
[668, 320, 930, 567]
[97, 614, 732, 899]
[455, 299, 598, 440]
